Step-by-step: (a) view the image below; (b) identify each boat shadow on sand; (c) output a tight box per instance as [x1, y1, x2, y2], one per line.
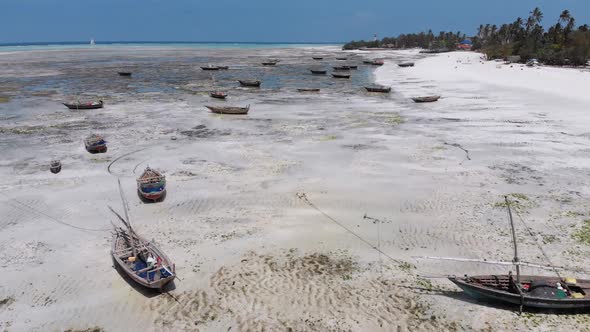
[399, 284, 590, 314]
[112, 256, 176, 297]
[136, 190, 167, 204]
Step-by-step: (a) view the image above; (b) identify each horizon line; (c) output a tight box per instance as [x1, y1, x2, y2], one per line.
[0, 40, 344, 47]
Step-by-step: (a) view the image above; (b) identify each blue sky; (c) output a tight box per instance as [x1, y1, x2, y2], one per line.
[1, 0, 589, 43]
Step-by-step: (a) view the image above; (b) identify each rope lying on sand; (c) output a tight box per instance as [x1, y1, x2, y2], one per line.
[1, 193, 110, 232]
[443, 142, 471, 161]
[296, 192, 403, 265]
[107, 148, 147, 176]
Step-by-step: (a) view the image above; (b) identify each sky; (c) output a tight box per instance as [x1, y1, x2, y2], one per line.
[1, 0, 590, 43]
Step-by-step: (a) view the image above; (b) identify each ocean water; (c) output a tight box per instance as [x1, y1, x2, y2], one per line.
[0, 41, 340, 53]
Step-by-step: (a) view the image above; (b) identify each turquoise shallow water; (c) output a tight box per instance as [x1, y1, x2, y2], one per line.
[0, 42, 340, 53]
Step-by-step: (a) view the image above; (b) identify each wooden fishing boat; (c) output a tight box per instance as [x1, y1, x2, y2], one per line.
[412, 95, 441, 103]
[63, 100, 103, 110]
[332, 73, 351, 79]
[84, 134, 107, 154]
[206, 105, 250, 115]
[210, 91, 227, 99]
[365, 86, 391, 93]
[449, 275, 590, 310]
[333, 65, 350, 71]
[297, 88, 320, 92]
[261, 61, 278, 66]
[312, 57, 324, 60]
[398, 62, 415, 67]
[371, 59, 385, 66]
[448, 196, 590, 312]
[310, 69, 327, 74]
[201, 65, 219, 71]
[109, 181, 175, 290]
[118, 72, 132, 77]
[137, 167, 166, 202]
[238, 80, 261, 87]
[50, 160, 61, 174]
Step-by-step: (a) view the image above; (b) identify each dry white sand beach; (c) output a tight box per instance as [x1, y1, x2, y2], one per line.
[1, 46, 590, 331]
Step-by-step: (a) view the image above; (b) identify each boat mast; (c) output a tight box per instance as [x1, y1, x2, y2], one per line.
[118, 179, 137, 257]
[505, 196, 520, 282]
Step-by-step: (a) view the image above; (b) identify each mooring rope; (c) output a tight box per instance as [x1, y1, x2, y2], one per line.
[296, 192, 403, 265]
[1, 193, 110, 232]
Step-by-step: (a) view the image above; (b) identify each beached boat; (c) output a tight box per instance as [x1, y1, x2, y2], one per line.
[362, 60, 374, 64]
[332, 73, 351, 79]
[312, 57, 324, 60]
[398, 62, 415, 67]
[261, 61, 278, 66]
[201, 65, 219, 71]
[49, 160, 61, 174]
[333, 65, 350, 71]
[238, 80, 261, 87]
[348, 65, 358, 69]
[297, 88, 320, 92]
[371, 59, 385, 66]
[449, 275, 590, 310]
[336, 57, 348, 60]
[412, 95, 441, 103]
[109, 181, 175, 290]
[63, 100, 103, 110]
[137, 167, 166, 202]
[205, 105, 250, 115]
[365, 86, 391, 93]
[210, 91, 227, 99]
[448, 196, 590, 312]
[310, 69, 327, 74]
[84, 134, 107, 154]
[118, 72, 132, 77]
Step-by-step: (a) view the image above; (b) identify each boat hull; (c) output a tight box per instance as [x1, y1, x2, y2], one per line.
[205, 105, 249, 115]
[63, 102, 103, 110]
[85, 145, 107, 154]
[449, 276, 590, 310]
[238, 80, 261, 87]
[138, 188, 166, 202]
[50, 165, 61, 174]
[412, 96, 440, 103]
[111, 230, 175, 290]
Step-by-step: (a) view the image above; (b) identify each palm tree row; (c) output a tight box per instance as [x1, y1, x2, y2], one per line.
[343, 7, 590, 66]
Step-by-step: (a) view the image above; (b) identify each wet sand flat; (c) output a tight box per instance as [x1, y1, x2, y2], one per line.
[1, 47, 590, 331]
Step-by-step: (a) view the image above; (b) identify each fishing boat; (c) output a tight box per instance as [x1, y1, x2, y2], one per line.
[238, 80, 261, 87]
[216, 65, 229, 70]
[310, 69, 327, 74]
[371, 59, 385, 66]
[63, 100, 103, 110]
[137, 167, 166, 202]
[84, 134, 107, 154]
[398, 62, 415, 67]
[118, 72, 132, 77]
[210, 91, 227, 99]
[336, 57, 347, 60]
[365, 86, 391, 93]
[297, 88, 320, 92]
[348, 65, 358, 69]
[448, 196, 590, 311]
[205, 105, 250, 115]
[333, 65, 350, 71]
[412, 95, 441, 103]
[332, 73, 351, 79]
[109, 180, 175, 290]
[201, 65, 219, 71]
[312, 57, 324, 60]
[261, 61, 278, 66]
[49, 160, 61, 174]
[362, 60, 374, 64]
